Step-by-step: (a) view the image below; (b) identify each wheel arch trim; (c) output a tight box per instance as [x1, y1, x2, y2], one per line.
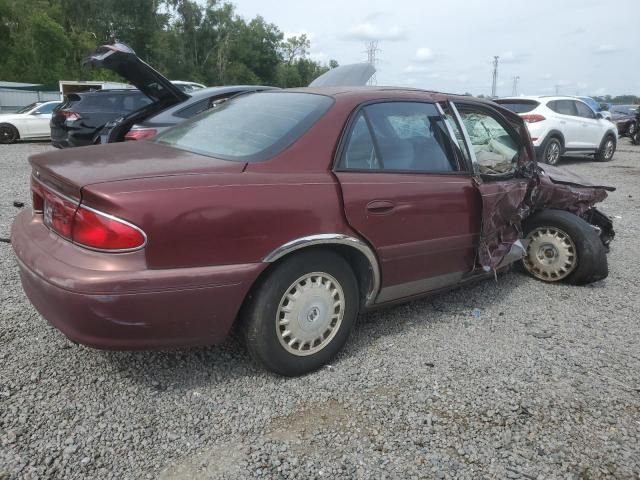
[263, 233, 381, 306]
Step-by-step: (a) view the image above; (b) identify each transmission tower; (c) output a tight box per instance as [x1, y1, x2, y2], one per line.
[490, 56, 499, 97]
[511, 76, 520, 96]
[365, 41, 381, 86]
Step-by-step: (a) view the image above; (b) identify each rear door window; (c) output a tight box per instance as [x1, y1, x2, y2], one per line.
[548, 100, 578, 116]
[338, 102, 461, 173]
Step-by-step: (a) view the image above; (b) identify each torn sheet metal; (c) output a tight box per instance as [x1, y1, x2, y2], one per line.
[476, 162, 615, 271]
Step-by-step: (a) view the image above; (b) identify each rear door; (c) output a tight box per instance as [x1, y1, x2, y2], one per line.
[334, 101, 481, 303]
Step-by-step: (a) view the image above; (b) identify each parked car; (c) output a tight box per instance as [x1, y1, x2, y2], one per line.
[50, 89, 153, 148]
[101, 85, 277, 142]
[12, 84, 615, 376]
[0, 101, 61, 144]
[608, 104, 638, 137]
[495, 96, 618, 165]
[83, 43, 273, 145]
[577, 96, 611, 120]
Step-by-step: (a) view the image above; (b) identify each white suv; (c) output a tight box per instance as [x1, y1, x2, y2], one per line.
[495, 96, 618, 165]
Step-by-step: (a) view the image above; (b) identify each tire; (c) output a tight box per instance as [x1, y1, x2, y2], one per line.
[632, 128, 640, 145]
[628, 121, 637, 137]
[594, 134, 616, 162]
[242, 250, 359, 376]
[538, 136, 562, 165]
[0, 123, 19, 144]
[522, 209, 608, 285]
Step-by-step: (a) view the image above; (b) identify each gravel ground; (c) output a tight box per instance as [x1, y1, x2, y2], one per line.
[1, 140, 639, 480]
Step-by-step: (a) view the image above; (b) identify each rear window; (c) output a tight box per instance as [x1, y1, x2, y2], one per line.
[495, 100, 540, 113]
[154, 92, 334, 162]
[72, 92, 151, 112]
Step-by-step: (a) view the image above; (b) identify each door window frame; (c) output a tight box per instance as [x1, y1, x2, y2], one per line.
[333, 99, 472, 175]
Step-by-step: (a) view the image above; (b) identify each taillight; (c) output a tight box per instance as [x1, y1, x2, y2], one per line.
[41, 189, 77, 239]
[60, 111, 81, 122]
[124, 128, 157, 141]
[72, 207, 145, 251]
[31, 177, 146, 251]
[521, 114, 546, 123]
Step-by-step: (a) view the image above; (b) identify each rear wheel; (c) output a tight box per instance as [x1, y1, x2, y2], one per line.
[628, 121, 637, 137]
[0, 124, 19, 144]
[242, 250, 359, 376]
[539, 137, 562, 165]
[595, 134, 616, 162]
[522, 209, 608, 285]
[632, 127, 640, 145]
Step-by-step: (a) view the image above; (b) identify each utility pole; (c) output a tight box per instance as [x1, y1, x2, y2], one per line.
[554, 84, 560, 95]
[511, 76, 520, 96]
[365, 41, 381, 86]
[491, 56, 499, 98]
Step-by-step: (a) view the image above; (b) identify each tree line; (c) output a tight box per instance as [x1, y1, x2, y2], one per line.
[0, 0, 337, 88]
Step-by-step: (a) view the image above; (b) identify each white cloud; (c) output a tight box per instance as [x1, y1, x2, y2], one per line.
[404, 65, 429, 73]
[284, 30, 314, 41]
[594, 87, 608, 95]
[541, 73, 553, 80]
[593, 44, 619, 54]
[309, 52, 329, 63]
[499, 51, 530, 64]
[414, 47, 434, 62]
[457, 74, 469, 83]
[345, 22, 405, 41]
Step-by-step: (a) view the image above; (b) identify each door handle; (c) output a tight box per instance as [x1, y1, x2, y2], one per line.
[560, 120, 566, 124]
[367, 200, 396, 214]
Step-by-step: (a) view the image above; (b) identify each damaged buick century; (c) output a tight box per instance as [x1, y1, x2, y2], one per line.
[11, 71, 615, 376]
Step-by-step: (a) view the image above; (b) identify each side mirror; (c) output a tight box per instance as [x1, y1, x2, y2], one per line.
[596, 113, 603, 119]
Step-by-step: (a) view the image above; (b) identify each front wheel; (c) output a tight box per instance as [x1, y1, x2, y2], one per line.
[522, 209, 608, 285]
[595, 134, 616, 162]
[631, 127, 640, 145]
[0, 124, 19, 144]
[242, 250, 359, 376]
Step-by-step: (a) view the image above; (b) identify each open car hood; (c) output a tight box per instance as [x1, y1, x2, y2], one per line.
[83, 43, 189, 106]
[309, 63, 375, 87]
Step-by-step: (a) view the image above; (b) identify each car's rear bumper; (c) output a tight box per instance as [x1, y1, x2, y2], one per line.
[11, 210, 266, 349]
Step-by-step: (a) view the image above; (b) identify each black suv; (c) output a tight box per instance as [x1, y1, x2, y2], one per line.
[50, 89, 151, 148]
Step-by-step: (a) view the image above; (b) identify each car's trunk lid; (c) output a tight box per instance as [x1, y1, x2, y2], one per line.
[29, 141, 245, 197]
[83, 43, 189, 106]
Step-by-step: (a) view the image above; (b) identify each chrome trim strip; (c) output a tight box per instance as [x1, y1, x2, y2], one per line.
[263, 234, 381, 306]
[76, 204, 148, 253]
[31, 175, 79, 204]
[449, 102, 479, 174]
[376, 271, 465, 303]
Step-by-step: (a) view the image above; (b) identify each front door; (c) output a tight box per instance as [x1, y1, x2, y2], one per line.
[334, 101, 481, 303]
[574, 100, 604, 148]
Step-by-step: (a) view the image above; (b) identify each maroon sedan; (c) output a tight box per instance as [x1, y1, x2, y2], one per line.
[12, 86, 614, 376]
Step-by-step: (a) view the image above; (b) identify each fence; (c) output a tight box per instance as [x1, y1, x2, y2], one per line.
[0, 89, 61, 113]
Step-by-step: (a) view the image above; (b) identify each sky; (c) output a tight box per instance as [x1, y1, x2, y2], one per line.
[228, 0, 639, 97]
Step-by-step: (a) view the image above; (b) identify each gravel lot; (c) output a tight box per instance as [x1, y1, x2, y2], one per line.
[1, 141, 639, 480]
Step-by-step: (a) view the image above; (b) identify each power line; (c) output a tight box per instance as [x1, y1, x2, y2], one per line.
[491, 56, 499, 97]
[364, 41, 381, 86]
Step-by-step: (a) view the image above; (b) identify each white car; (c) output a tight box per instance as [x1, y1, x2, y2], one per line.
[0, 101, 61, 144]
[495, 96, 618, 165]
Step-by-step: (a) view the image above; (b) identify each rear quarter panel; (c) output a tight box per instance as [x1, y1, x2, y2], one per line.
[81, 171, 352, 269]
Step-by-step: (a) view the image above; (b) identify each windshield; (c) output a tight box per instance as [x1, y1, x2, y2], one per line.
[154, 92, 334, 162]
[16, 102, 40, 114]
[611, 105, 638, 115]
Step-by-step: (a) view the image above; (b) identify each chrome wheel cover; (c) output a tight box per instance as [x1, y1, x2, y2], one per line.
[276, 272, 345, 356]
[523, 227, 577, 281]
[546, 141, 560, 164]
[604, 139, 615, 159]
